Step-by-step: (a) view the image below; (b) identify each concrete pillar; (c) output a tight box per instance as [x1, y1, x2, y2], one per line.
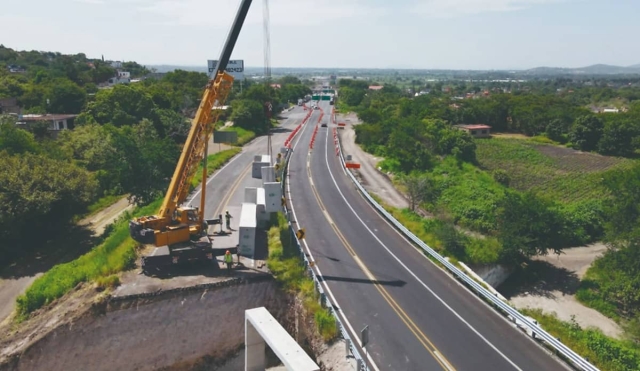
[245, 319, 265, 371]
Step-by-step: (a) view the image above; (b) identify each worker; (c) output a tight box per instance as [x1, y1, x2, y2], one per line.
[224, 250, 233, 274]
[225, 210, 232, 230]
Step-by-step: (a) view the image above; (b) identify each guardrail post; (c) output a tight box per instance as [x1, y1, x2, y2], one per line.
[345, 338, 351, 356]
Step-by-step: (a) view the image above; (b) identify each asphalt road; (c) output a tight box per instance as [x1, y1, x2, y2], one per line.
[287, 101, 568, 371]
[187, 107, 306, 221]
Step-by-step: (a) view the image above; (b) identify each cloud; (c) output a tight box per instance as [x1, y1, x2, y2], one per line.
[412, 0, 567, 18]
[133, 0, 383, 27]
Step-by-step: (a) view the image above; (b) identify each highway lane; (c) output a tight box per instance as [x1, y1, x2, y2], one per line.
[289, 101, 569, 370]
[187, 107, 306, 221]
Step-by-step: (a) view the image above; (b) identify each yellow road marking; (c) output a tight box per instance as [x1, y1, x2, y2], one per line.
[212, 161, 253, 221]
[306, 150, 456, 371]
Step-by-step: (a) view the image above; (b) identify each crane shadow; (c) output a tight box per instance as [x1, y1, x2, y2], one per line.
[317, 274, 406, 287]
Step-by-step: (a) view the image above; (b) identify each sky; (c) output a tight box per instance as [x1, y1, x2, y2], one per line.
[1, 0, 638, 70]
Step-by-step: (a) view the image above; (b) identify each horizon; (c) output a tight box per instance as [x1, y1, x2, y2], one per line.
[1, 0, 639, 70]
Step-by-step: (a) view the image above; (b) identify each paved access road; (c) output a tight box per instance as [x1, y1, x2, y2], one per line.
[187, 107, 307, 221]
[287, 101, 568, 371]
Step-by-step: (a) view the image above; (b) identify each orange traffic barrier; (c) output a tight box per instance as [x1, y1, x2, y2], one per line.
[345, 163, 361, 169]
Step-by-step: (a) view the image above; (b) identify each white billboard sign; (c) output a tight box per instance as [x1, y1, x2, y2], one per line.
[208, 59, 244, 80]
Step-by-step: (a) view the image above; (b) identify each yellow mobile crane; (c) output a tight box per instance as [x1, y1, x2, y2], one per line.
[129, 0, 254, 274]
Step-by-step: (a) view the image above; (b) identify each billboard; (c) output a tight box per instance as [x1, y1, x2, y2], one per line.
[208, 60, 244, 80]
[213, 130, 238, 144]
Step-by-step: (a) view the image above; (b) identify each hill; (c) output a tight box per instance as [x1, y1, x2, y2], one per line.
[525, 64, 640, 75]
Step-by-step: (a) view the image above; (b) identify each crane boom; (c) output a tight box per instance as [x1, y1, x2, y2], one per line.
[129, 0, 253, 247]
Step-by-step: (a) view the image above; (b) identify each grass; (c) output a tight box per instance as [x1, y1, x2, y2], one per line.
[475, 137, 635, 204]
[221, 126, 255, 146]
[381, 203, 502, 265]
[15, 198, 163, 319]
[521, 308, 640, 371]
[189, 148, 241, 190]
[16, 148, 242, 320]
[266, 212, 338, 341]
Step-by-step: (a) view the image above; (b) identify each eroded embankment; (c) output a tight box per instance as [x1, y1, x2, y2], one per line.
[1, 276, 290, 371]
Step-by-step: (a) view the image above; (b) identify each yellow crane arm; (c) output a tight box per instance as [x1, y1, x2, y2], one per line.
[159, 72, 234, 219]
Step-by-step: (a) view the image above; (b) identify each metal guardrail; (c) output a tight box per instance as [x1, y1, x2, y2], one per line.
[279, 147, 368, 371]
[333, 130, 600, 371]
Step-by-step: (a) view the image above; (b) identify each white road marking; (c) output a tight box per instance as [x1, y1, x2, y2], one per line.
[287, 106, 382, 371]
[322, 125, 524, 371]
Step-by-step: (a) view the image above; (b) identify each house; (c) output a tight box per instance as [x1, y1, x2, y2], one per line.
[106, 70, 131, 86]
[455, 124, 492, 138]
[0, 97, 20, 114]
[601, 108, 619, 113]
[16, 114, 77, 138]
[368, 85, 383, 91]
[270, 83, 281, 89]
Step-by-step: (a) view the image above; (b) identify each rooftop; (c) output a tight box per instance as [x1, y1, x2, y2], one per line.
[19, 114, 77, 122]
[455, 124, 492, 130]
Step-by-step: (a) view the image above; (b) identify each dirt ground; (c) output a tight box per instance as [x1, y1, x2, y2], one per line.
[337, 111, 622, 339]
[337, 113, 408, 209]
[78, 197, 133, 236]
[500, 243, 623, 338]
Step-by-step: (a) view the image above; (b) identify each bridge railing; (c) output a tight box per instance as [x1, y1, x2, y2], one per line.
[279, 146, 367, 371]
[332, 129, 600, 371]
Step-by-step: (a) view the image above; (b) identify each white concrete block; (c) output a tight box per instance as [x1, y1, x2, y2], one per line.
[244, 187, 258, 204]
[256, 187, 268, 224]
[239, 203, 257, 256]
[263, 182, 282, 213]
[245, 307, 319, 371]
[261, 166, 276, 183]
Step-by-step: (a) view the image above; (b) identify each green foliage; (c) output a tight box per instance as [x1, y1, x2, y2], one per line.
[229, 99, 268, 134]
[522, 309, 640, 371]
[0, 119, 39, 154]
[221, 126, 256, 146]
[96, 275, 121, 290]
[84, 84, 156, 126]
[569, 115, 604, 151]
[267, 213, 337, 341]
[602, 162, 640, 242]
[545, 118, 568, 143]
[598, 118, 639, 157]
[16, 198, 163, 318]
[475, 138, 633, 204]
[492, 169, 510, 187]
[0, 151, 98, 254]
[496, 191, 565, 263]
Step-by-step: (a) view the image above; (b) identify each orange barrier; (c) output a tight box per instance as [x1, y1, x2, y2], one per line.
[345, 163, 361, 169]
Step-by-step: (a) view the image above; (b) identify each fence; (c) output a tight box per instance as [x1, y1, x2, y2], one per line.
[278, 146, 369, 371]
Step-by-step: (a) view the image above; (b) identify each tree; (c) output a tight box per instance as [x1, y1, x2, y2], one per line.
[0, 118, 39, 155]
[84, 85, 156, 126]
[569, 115, 604, 151]
[545, 118, 566, 143]
[230, 99, 267, 134]
[400, 172, 430, 211]
[492, 169, 510, 187]
[597, 119, 639, 157]
[47, 79, 86, 113]
[496, 191, 565, 263]
[602, 163, 640, 243]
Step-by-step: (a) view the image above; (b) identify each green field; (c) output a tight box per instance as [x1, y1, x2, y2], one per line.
[475, 138, 635, 203]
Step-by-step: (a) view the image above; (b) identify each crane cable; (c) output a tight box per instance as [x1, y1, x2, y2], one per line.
[263, 0, 273, 160]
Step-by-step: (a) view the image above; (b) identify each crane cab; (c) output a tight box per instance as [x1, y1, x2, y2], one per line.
[129, 206, 205, 247]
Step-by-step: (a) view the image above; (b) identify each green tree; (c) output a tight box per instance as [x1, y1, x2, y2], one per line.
[230, 99, 267, 134]
[597, 119, 639, 157]
[496, 191, 565, 263]
[47, 79, 86, 113]
[569, 115, 604, 151]
[602, 163, 640, 243]
[0, 118, 39, 155]
[545, 118, 567, 143]
[84, 84, 156, 126]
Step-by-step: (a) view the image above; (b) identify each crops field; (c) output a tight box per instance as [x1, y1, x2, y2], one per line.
[475, 138, 636, 203]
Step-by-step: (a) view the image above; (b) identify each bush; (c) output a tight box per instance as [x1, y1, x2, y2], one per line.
[522, 309, 640, 371]
[267, 213, 337, 341]
[96, 275, 121, 290]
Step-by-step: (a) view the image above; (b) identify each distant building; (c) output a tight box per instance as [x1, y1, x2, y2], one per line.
[6, 64, 25, 73]
[270, 83, 281, 89]
[601, 108, 619, 113]
[368, 85, 383, 91]
[106, 71, 131, 86]
[16, 114, 77, 138]
[455, 124, 492, 138]
[0, 97, 20, 114]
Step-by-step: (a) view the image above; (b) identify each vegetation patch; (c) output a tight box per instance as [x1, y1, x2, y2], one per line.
[16, 198, 162, 319]
[16, 149, 240, 319]
[475, 138, 633, 204]
[267, 212, 338, 341]
[521, 308, 640, 371]
[382, 204, 502, 265]
[221, 126, 256, 146]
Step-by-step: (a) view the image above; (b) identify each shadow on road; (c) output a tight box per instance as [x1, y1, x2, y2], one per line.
[0, 224, 100, 279]
[271, 127, 293, 134]
[318, 274, 407, 287]
[498, 260, 580, 299]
